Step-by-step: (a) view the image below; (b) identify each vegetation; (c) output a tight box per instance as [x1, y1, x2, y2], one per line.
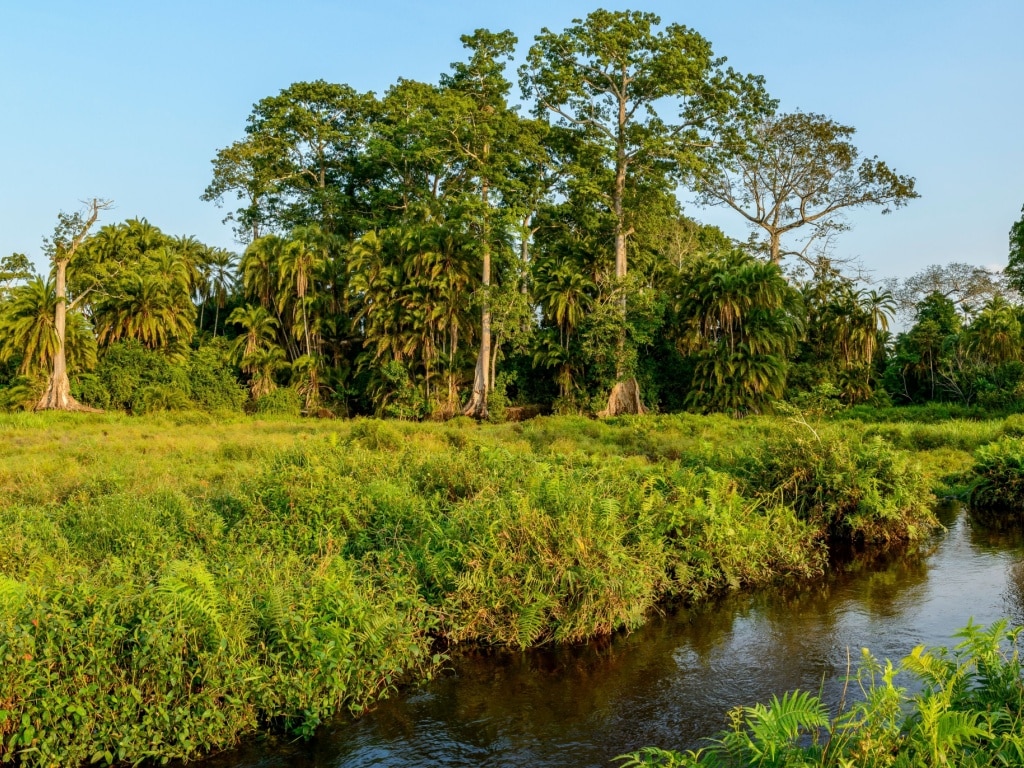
[0, 411, 958, 766]
[618, 620, 1024, 768]
[1, 6, 1022, 767]
[10, 7, 996, 422]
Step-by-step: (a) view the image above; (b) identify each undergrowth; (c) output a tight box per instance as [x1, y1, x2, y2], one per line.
[0, 410, 989, 766]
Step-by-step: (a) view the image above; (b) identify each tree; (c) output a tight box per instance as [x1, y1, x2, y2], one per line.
[521, 9, 767, 414]
[36, 199, 112, 411]
[673, 249, 802, 414]
[888, 262, 1012, 321]
[1004, 205, 1024, 293]
[227, 303, 285, 399]
[203, 247, 239, 337]
[0, 276, 96, 378]
[884, 292, 963, 402]
[695, 111, 918, 266]
[444, 28, 521, 419]
[207, 80, 375, 235]
[0, 253, 35, 301]
[202, 134, 284, 243]
[86, 220, 199, 358]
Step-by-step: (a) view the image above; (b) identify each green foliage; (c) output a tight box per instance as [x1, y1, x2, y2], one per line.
[0, 413, 953, 765]
[740, 420, 936, 542]
[186, 340, 247, 412]
[619, 620, 1024, 768]
[251, 386, 303, 417]
[970, 437, 1024, 515]
[91, 340, 187, 411]
[673, 249, 802, 414]
[1004, 204, 1024, 294]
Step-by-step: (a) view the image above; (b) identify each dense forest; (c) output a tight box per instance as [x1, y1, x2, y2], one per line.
[1, 10, 1022, 420]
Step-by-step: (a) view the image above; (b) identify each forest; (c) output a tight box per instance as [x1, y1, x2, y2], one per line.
[4, 10, 1020, 422]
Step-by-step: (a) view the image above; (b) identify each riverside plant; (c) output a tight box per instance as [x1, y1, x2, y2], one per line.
[617, 620, 1024, 768]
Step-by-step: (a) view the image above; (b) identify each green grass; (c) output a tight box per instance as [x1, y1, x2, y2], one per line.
[0, 409, 1002, 766]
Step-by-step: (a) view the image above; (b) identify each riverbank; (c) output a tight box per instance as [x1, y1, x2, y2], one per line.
[0, 411, 1006, 765]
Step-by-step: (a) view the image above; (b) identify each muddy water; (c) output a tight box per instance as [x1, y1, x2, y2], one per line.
[209, 504, 1024, 767]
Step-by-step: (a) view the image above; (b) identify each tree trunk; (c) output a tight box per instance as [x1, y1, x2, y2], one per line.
[601, 100, 644, 416]
[463, 179, 491, 419]
[36, 259, 98, 412]
[598, 377, 647, 418]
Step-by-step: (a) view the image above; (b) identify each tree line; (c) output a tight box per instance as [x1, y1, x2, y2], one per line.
[4, 9, 1019, 418]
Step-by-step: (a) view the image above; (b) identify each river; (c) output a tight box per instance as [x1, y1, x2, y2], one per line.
[203, 503, 1024, 767]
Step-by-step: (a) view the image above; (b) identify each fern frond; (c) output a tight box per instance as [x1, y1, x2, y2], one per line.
[157, 560, 226, 648]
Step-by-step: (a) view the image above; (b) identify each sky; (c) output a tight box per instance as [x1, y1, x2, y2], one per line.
[1, 0, 1021, 283]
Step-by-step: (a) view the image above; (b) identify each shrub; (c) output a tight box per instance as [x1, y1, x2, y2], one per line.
[740, 420, 937, 542]
[187, 342, 246, 412]
[251, 387, 303, 417]
[95, 341, 187, 412]
[970, 437, 1024, 515]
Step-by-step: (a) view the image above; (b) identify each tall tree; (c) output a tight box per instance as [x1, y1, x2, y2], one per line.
[36, 199, 112, 411]
[1004, 204, 1024, 294]
[695, 111, 918, 265]
[442, 28, 521, 419]
[202, 133, 284, 243]
[521, 9, 768, 414]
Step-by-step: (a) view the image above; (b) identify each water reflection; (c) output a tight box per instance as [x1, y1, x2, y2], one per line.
[200, 505, 1024, 768]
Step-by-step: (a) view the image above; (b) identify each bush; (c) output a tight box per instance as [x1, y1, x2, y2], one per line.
[251, 387, 303, 417]
[187, 342, 246, 412]
[132, 383, 192, 415]
[94, 341, 186, 412]
[970, 437, 1024, 515]
[739, 421, 937, 542]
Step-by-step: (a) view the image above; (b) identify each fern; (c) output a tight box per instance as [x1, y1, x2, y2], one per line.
[0, 576, 27, 613]
[514, 599, 550, 649]
[708, 690, 828, 766]
[157, 560, 227, 649]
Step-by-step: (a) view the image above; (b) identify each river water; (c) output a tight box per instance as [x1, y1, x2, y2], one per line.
[207, 503, 1024, 767]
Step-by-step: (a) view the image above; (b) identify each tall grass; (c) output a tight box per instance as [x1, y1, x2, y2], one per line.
[0, 412, 958, 765]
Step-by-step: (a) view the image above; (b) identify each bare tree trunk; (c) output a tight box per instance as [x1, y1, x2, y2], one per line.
[36, 259, 97, 412]
[36, 199, 109, 412]
[598, 377, 647, 418]
[602, 104, 644, 417]
[464, 180, 491, 419]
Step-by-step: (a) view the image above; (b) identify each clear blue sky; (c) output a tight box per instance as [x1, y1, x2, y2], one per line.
[2, 1, 1021, 281]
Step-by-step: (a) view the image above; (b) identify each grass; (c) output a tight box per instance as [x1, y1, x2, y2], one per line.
[0, 409, 1011, 766]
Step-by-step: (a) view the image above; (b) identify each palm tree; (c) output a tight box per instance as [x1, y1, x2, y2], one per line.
[674, 249, 802, 414]
[278, 227, 325, 358]
[966, 297, 1022, 365]
[0, 276, 97, 378]
[205, 248, 239, 336]
[227, 304, 280, 362]
[247, 346, 289, 399]
[94, 272, 193, 351]
[241, 235, 296, 358]
[227, 303, 285, 399]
